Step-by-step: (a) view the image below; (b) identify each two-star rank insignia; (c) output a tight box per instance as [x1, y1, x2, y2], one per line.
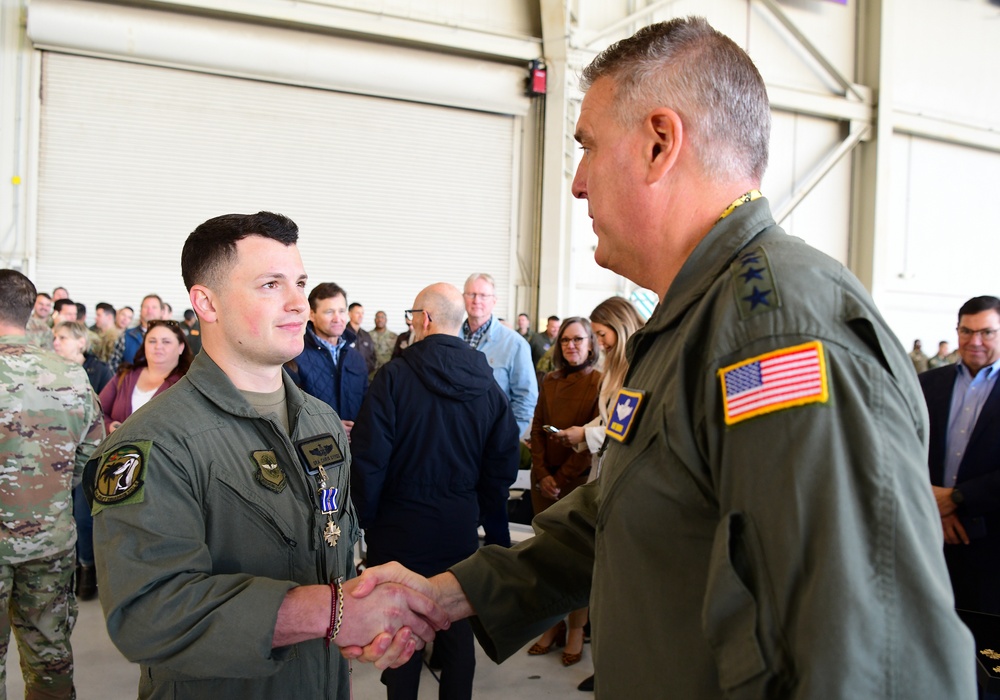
[731, 246, 781, 319]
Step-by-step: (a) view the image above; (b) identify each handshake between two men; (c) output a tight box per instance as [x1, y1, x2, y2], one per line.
[275, 562, 471, 670]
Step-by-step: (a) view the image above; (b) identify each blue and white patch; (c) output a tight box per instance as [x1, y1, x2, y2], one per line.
[606, 388, 646, 443]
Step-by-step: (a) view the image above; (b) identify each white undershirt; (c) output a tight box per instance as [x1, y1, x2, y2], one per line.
[131, 384, 158, 412]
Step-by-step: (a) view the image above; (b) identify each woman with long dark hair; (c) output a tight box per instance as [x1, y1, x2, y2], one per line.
[99, 319, 193, 433]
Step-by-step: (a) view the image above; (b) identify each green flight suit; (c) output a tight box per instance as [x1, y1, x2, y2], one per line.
[88, 352, 358, 699]
[451, 197, 976, 699]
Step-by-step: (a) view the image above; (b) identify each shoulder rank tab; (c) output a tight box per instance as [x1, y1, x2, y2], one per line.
[719, 341, 828, 425]
[93, 441, 151, 513]
[731, 246, 781, 320]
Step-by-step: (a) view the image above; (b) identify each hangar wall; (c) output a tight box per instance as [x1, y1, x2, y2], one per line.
[2, 0, 999, 344]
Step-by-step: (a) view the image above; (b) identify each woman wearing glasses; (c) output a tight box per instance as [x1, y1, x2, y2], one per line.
[551, 296, 645, 691]
[527, 316, 601, 667]
[99, 319, 193, 433]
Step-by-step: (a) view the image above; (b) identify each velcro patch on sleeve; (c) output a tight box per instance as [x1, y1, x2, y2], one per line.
[92, 441, 151, 514]
[719, 341, 828, 426]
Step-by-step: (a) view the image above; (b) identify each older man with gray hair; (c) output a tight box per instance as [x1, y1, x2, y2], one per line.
[350, 17, 975, 698]
[461, 273, 537, 438]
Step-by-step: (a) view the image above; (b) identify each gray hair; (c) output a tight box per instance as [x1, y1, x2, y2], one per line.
[581, 16, 771, 183]
[464, 272, 496, 292]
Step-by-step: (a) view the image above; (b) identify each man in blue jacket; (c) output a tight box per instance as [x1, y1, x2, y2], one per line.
[286, 282, 369, 438]
[351, 282, 520, 700]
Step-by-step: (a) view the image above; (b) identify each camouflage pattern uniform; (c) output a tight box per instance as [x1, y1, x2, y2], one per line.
[370, 328, 397, 375]
[24, 316, 53, 351]
[1, 334, 105, 699]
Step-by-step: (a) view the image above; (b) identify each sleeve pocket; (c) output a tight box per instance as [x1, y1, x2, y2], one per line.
[702, 511, 767, 692]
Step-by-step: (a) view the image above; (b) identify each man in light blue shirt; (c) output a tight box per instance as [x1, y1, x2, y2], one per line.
[920, 295, 1000, 620]
[461, 273, 537, 439]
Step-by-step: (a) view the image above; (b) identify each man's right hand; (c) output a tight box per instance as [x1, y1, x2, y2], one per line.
[340, 564, 474, 665]
[334, 574, 449, 669]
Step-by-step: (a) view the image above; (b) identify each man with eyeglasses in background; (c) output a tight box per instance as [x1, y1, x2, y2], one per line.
[461, 273, 537, 441]
[351, 284, 519, 700]
[461, 273, 536, 548]
[920, 296, 1000, 627]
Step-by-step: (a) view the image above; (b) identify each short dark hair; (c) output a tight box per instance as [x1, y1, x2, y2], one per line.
[547, 315, 560, 323]
[181, 211, 299, 291]
[0, 269, 37, 327]
[121, 306, 134, 314]
[308, 283, 347, 312]
[96, 302, 115, 315]
[348, 302, 363, 312]
[75, 302, 86, 318]
[36, 292, 52, 301]
[958, 296, 1000, 321]
[183, 309, 196, 322]
[53, 298, 75, 314]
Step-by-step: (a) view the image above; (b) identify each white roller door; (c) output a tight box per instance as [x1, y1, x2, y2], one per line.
[35, 51, 518, 332]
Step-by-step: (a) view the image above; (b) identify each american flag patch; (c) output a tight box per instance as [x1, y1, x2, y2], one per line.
[719, 341, 828, 425]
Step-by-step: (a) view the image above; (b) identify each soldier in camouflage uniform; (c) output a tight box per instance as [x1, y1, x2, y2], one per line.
[0, 269, 105, 700]
[24, 294, 54, 350]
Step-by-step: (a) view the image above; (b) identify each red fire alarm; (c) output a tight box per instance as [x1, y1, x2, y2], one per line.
[528, 59, 547, 96]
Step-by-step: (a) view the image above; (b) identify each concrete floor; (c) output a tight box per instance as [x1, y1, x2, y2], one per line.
[4, 595, 593, 699]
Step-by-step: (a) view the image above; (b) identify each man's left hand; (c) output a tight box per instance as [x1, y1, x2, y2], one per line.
[932, 485, 957, 517]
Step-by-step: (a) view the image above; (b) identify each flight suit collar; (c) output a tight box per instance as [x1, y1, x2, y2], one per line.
[627, 197, 776, 363]
[185, 351, 307, 424]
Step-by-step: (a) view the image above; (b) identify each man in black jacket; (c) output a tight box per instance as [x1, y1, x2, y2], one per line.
[350, 282, 520, 700]
[920, 295, 1000, 616]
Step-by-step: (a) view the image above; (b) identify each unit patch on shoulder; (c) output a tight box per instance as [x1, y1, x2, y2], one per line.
[719, 341, 829, 426]
[251, 449, 286, 493]
[93, 441, 151, 513]
[605, 388, 646, 443]
[731, 246, 781, 320]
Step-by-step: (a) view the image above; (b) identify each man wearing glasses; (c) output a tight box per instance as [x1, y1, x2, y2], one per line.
[460, 273, 537, 440]
[920, 295, 1000, 619]
[351, 284, 519, 700]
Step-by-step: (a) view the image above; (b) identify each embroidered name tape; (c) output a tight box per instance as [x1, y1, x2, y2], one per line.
[296, 434, 345, 475]
[719, 341, 828, 425]
[606, 388, 646, 443]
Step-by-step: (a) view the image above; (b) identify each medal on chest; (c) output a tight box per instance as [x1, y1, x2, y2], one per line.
[295, 434, 347, 548]
[318, 465, 340, 547]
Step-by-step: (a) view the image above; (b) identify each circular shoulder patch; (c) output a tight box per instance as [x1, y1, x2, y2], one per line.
[94, 443, 148, 505]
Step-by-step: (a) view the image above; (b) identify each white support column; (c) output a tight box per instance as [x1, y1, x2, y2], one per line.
[850, 0, 893, 294]
[0, 0, 31, 270]
[535, 0, 575, 321]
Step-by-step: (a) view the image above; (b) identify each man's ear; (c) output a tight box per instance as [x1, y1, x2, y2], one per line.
[190, 285, 218, 324]
[646, 108, 683, 184]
